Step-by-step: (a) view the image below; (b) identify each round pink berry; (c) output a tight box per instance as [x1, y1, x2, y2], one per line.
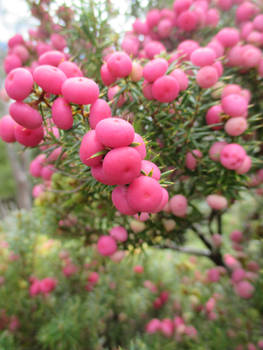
[221, 94, 248, 117]
[217, 28, 240, 47]
[196, 66, 218, 89]
[62, 77, 99, 105]
[206, 194, 228, 210]
[152, 76, 179, 103]
[14, 125, 44, 147]
[190, 47, 216, 67]
[221, 84, 242, 99]
[130, 62, 143, 82]
[143, 58, 168, 83]
[185, 150, 202, 171]
[230, 230, 243, 243]
[5, 68, 33, 101]
[169, 194, 188, 217]
[107, 52, 132, 78]
[97, 236, 117, 256]
[91, 164, 116, 185]
[102, 147, 141, 185]
[177, 10, 198, 31]
[95, 117, 134, 148]
[206, 105, 223, 130]
[141, 160, 161, 180]
[38, 50, 65, 66]
[234, 280, 254, 299]
[145, 41, 166, 59]
[29, 154, 46, 177]
[133, 133, 146, 159]
[109, 226, 128, 242]
[89, 99, 112, 129]
[100, 63, 116, 86]
[127, 176, 163, 213]
[112, 185, 137, 215]
[209, 141, 227, 161]
[41, 165, 55, 181]
[58, 61, 83, 78]
[225, 117, 247, 136]
[0, 115, 17, 143]
[33, 65, 67, 95]
[79, 130, 105, 167]
[146, 9, 161, 28]
[236, 156, 252, 174]
[4, 54, 22, 74]
[220, 143, 246, 170]
[8, 34, 24, 49]
[170, 69, 189, 91]
[9, 102, 42, 129]
[52, 97, 73, 130]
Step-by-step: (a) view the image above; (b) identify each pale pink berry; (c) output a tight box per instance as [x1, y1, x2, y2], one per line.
[227, 45, 244, 67]
[29, 154, 46, 177]
[206, 9, 220, 27]
[141, 160, 161, 180]
[4, 54, 22, 74]
[209, 141, 227, 161]
[206, 194, 227, 210]
[217, 0, 232, 11]
[217, 28, 240, 47]
[89, 99, 112, 129]
[177, 10, 198, 31]
[170, 194, 187, 217]
[241, 45, 261, 69]
[158, 18, 173, 38]
[38, 50, 65, 66]
[232, 268, 246, 283]
[130, 62, 143, 82]
[121, 36, 139, 57]
[95, 117, 134, 148]
[134, 265, 144, 274]
[146, 9, 161, 28]
[220, 143, 246, 170]
[32, 184, 45, 198]
[0, 115, 17, 143]
[145, 41, 166, 59]
[235, 280, 254, 299]
[185, 150, 202, 171]
[5, 68, 33, 101]
[161, 319, 174, 337]
[145, 319, 161, 333]
[177, 40, 199, 60]
[107, 52, 132, 78]
[9, 102, 42, 129]
[15, 125, 44, 147]
[143, 58, 168, 83]
[112, 185, 137, 215]
[173, 0, 192, 14]
[211, 234, 222, 247]
[52, 97, 73, 130]
[127, 176, 163, 213]
[222, 94, 248, 117]
[191, 48, 216, 67]
[207, 40, 224, 58]
[224, 254, 241, 269]
[206, 105, 223, 130]
[109, 226, 128, 242]
[79, 130, 105, 167]
[62, 77, 99, 105]
[58, 61, 83, 78]
[236, 2, 258, 23]
[196, 66, 218, 88]
[51, 33, 67, 51]
[221, 84, 242, 99]
[41, 165, 55, 181]
[142, 82, 153, 100]
[100, 63, 116, 86]
[170, 69, 188, 91]
[102, 147, 141, 185]
[225, 117, 247, 136]
[230, 230, 243, 243]
[133, 133, 146, 159]
[253, 15, 263, 32]
[33, 65, 67, 95]
[152, 76, 179, 103]
[133, 19, 149, 35]
[8, 34, 24, 49]
[97, 236, 117, 256]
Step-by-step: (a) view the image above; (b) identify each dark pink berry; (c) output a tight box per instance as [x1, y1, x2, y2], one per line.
[52, 97, 73, 130]
[79, 130, 105, 167]
[14, 125, 44, 147]
[152, 76, 179, 103]
[5, 68, 33, 101]
[9, 102, 42, 129]
[33, 65, 67, 95]
[62, 77, 99, 105]
[112, 185, 137, 215]
[0, 115, 17, 143]
[107, 52, 132, 78]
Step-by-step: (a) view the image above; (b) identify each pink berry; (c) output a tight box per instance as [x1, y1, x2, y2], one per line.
[133, 133, 146, 159]
[107, 86, 125, 107]
[146, 9, 161, 28]
[112, 185, 137, 215]
[236, 155, 252, 174]
[158, 18, 173, 38]
[141, 160, 161, 180]
[109, 226, 128, 242]
[153, 187, 169, 213]
[8, 34, 24, 49]
[145, 319, 161, 333]
[62, 77, 99, 105]
[107, 52, 132, 78]
[207, 40, 224, 58]
[230, 230, 243, 243]
[143, 58, 168, 83]
[217, 28, 240, 47]
[173, 0, 192, 14]
[232, 268, 246, 283]
[79, 130, 105, 167]
[51, 33, 67, 51]
[152, 76, 179, 103]
[127, 176, 163, 213]
[221, 84, 242, 99]
[185, 150, 202, 171]
[32, 184, 45, 198]
[91, 164, 116, 185]
[4, 54, 22, 74]
[14, 125, 44, 147]
[225, 117, 247, 136]
[38, 50, 65, 66]
[33, 65, 67, 95]
[41, 165, 55, 181]
[253, 15, 263, 32]
[29, 154, 46, 177]
[170, 69, 189, 91]
[236, 2, 258, 23]
[221, 94, 248, 117]
[100, 63, 116, 86]
[9, 102, 42, 129]
[95, 117, 134, 148]
[58, 61, 83, 78]
[234, 280, 254, 299]
[209, 141, 227, 161]
[0, 115, 17, 143]
[191, 48, 216, 67]
[5, 68, 33, 101]
[220, 143, 246, 170]
[177, 10, 198, 31]
[133, 19, 149, 35]
[241, 45, 261, 69]
[130, 62, 143, 82]
[52, 97, 73, 130]
[134, 265, 144, 274]
[206, 9, 220, 27]
[102, 147, 141, 185]
[206, 194, 228, 210]
[177, 40, 200, 60]
[145, 41, 166, 59]
[142, 82, 153, 100]
[196, 66, 218, 89]
[206, 105, 223, 130]
[89, 99, 112, 129]
[97, 236, 117, 256]
[170, 194, 187, 217]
